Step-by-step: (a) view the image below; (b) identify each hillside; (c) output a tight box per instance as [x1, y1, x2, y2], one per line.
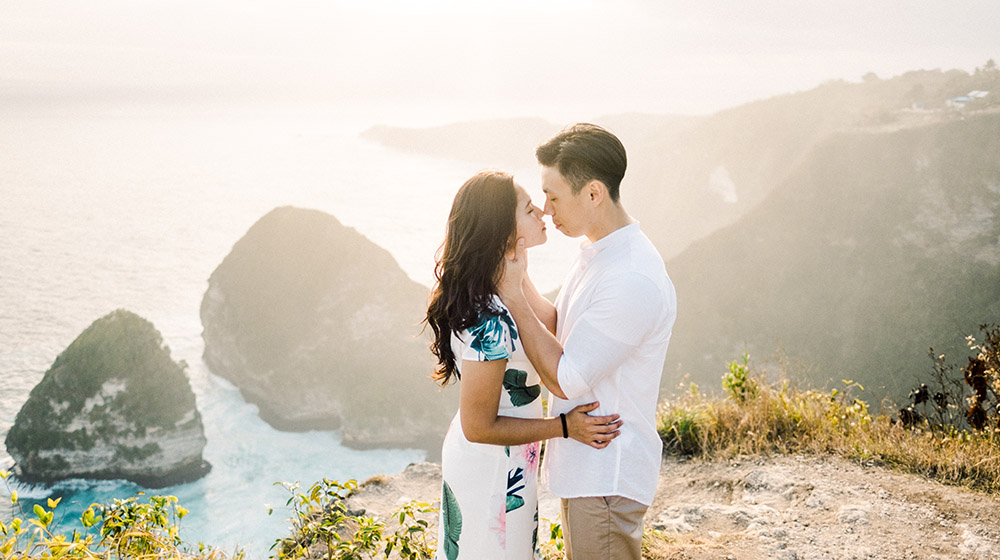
[360, 66, 1000, 402]
[625, 68, 997, 259]
[665, 110, 1000, 401]
[361, 114, 696, 174]
[363, 68, 998, 263]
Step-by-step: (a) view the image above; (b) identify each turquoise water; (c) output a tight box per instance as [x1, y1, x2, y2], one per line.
[0, 102, 577, 557]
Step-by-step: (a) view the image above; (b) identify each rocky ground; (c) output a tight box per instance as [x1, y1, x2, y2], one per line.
[346, 455, 1000, 559]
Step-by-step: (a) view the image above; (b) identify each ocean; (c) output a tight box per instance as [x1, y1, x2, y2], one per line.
[0, 101, 578, 557]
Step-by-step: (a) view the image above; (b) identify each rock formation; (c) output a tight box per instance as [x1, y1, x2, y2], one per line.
[5, 309, 210, 487]
[200, 206, 456, 451]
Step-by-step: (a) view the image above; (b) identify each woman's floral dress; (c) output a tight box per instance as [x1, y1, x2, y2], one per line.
[437, 295, 543, 560]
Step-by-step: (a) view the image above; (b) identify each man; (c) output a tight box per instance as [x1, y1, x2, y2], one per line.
[499, 123, 677, 560]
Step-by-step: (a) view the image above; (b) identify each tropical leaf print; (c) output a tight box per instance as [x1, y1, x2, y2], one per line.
[506, 467, 526, 512]
[503, 368, 541, 407]
[532, 505, 539, 554]
[468, 312, 512, 361]
[442, 480, 463, 560]
[497, 306, 519, 350]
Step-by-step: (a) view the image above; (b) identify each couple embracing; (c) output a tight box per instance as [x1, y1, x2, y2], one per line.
[425, 124, 677, 559]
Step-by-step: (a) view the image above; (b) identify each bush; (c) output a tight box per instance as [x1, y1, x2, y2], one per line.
[273, 478, 436, 560]
[899, 324, 1000, 432]
[0, 469, 236, 559]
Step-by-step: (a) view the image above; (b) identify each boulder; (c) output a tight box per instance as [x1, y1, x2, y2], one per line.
[200, 206, 455, 451]
[5, 309, 210, 487]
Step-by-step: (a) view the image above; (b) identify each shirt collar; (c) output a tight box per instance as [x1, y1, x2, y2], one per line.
[579, 222, 640, 264]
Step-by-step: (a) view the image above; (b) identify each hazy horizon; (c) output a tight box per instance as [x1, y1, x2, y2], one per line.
[2, 1, 998, 126]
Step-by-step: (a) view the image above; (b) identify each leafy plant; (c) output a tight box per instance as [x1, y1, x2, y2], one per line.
[273, 478, 436, 560]
[657, 383, 709, 456]
[537, 520, 564, 559]
[722, 351, 757, 403]
[1, 469, 234, 559]
[384, 501, 436, 560]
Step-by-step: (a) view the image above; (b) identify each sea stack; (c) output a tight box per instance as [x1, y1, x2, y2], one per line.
[200, 206, 455, 450]
[5, 309, 210, 487]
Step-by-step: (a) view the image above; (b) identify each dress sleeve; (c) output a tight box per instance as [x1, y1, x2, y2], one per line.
[460, 308, 517, 362]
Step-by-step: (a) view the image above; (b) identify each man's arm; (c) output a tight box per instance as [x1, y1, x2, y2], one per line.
[500, 239, 567, 398]
[522, 272, 557, 334]
[503, 241, 663, 402]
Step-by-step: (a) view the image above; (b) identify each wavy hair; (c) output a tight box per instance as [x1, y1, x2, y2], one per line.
[425, 170, 517, 385]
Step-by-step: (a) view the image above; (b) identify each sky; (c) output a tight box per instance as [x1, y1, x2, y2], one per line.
[2, 0, 999, 124]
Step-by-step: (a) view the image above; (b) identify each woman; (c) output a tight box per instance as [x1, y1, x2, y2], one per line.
[426, 170, 622, 559]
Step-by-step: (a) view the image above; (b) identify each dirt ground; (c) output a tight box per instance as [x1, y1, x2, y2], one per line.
[346, 455, 1000, 559]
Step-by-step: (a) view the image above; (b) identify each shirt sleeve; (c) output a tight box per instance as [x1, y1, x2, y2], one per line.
[557, 272, 662, 399]
[460, 309, 515, 362]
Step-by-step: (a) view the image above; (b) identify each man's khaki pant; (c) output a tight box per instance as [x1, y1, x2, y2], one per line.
[560, 496, 648, 560]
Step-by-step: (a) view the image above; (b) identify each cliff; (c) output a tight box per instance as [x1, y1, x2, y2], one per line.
[200, 206, 456, 450]
[665, 110, 1000, 401]
[4, 309, 209, 487]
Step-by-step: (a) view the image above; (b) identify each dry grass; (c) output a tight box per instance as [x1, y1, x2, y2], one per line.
[656, 374, 1000, 494]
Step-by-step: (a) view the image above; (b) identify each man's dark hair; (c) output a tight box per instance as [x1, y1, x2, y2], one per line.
[535, 123, 627, 202]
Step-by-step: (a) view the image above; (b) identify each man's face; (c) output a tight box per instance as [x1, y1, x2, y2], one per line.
[540, 165, 590, 239]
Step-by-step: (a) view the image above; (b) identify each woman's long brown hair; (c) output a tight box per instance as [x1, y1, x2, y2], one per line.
[425, 170, 517, 385]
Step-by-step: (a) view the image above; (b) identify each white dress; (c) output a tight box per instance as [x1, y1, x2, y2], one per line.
[437, 296, 543, 560]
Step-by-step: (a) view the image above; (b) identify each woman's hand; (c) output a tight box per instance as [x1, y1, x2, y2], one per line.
[499, 238, 527, 305]
[564, 401, 622, 449]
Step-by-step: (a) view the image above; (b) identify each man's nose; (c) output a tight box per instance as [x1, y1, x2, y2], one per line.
[543, 201, 554, 215]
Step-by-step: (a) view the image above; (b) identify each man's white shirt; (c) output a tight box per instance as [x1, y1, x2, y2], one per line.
[543, 222, 676, 506]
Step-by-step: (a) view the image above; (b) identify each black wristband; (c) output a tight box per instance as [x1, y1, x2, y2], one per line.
[560, 413, 568, 438]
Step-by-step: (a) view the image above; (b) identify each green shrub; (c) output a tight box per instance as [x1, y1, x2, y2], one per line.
[273, 478, 436, 560]
[722, 352, 757, 403]
[1, 469, 236, 559]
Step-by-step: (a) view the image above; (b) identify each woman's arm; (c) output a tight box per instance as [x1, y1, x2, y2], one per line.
[459, 358, 622, 448]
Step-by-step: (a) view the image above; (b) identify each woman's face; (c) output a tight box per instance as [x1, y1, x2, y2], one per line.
[514, 184, 547, 248]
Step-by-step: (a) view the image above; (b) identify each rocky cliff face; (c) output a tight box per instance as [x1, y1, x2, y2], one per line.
[665, 110, 1000, 400]
[5, 309, 209, 487]
[200, 206, 456, 450]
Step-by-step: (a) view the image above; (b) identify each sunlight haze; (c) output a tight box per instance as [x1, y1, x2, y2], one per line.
[3, 0, 997, 123]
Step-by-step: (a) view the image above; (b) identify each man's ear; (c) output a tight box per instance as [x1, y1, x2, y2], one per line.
[586, 180, 606, 206]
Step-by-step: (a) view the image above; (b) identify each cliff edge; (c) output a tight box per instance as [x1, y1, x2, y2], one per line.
[345, 455, 1000, 559]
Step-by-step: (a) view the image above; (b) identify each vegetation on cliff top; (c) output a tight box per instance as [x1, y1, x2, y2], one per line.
[5, 325, 999, 559]
[659, 324, 1000, 493]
